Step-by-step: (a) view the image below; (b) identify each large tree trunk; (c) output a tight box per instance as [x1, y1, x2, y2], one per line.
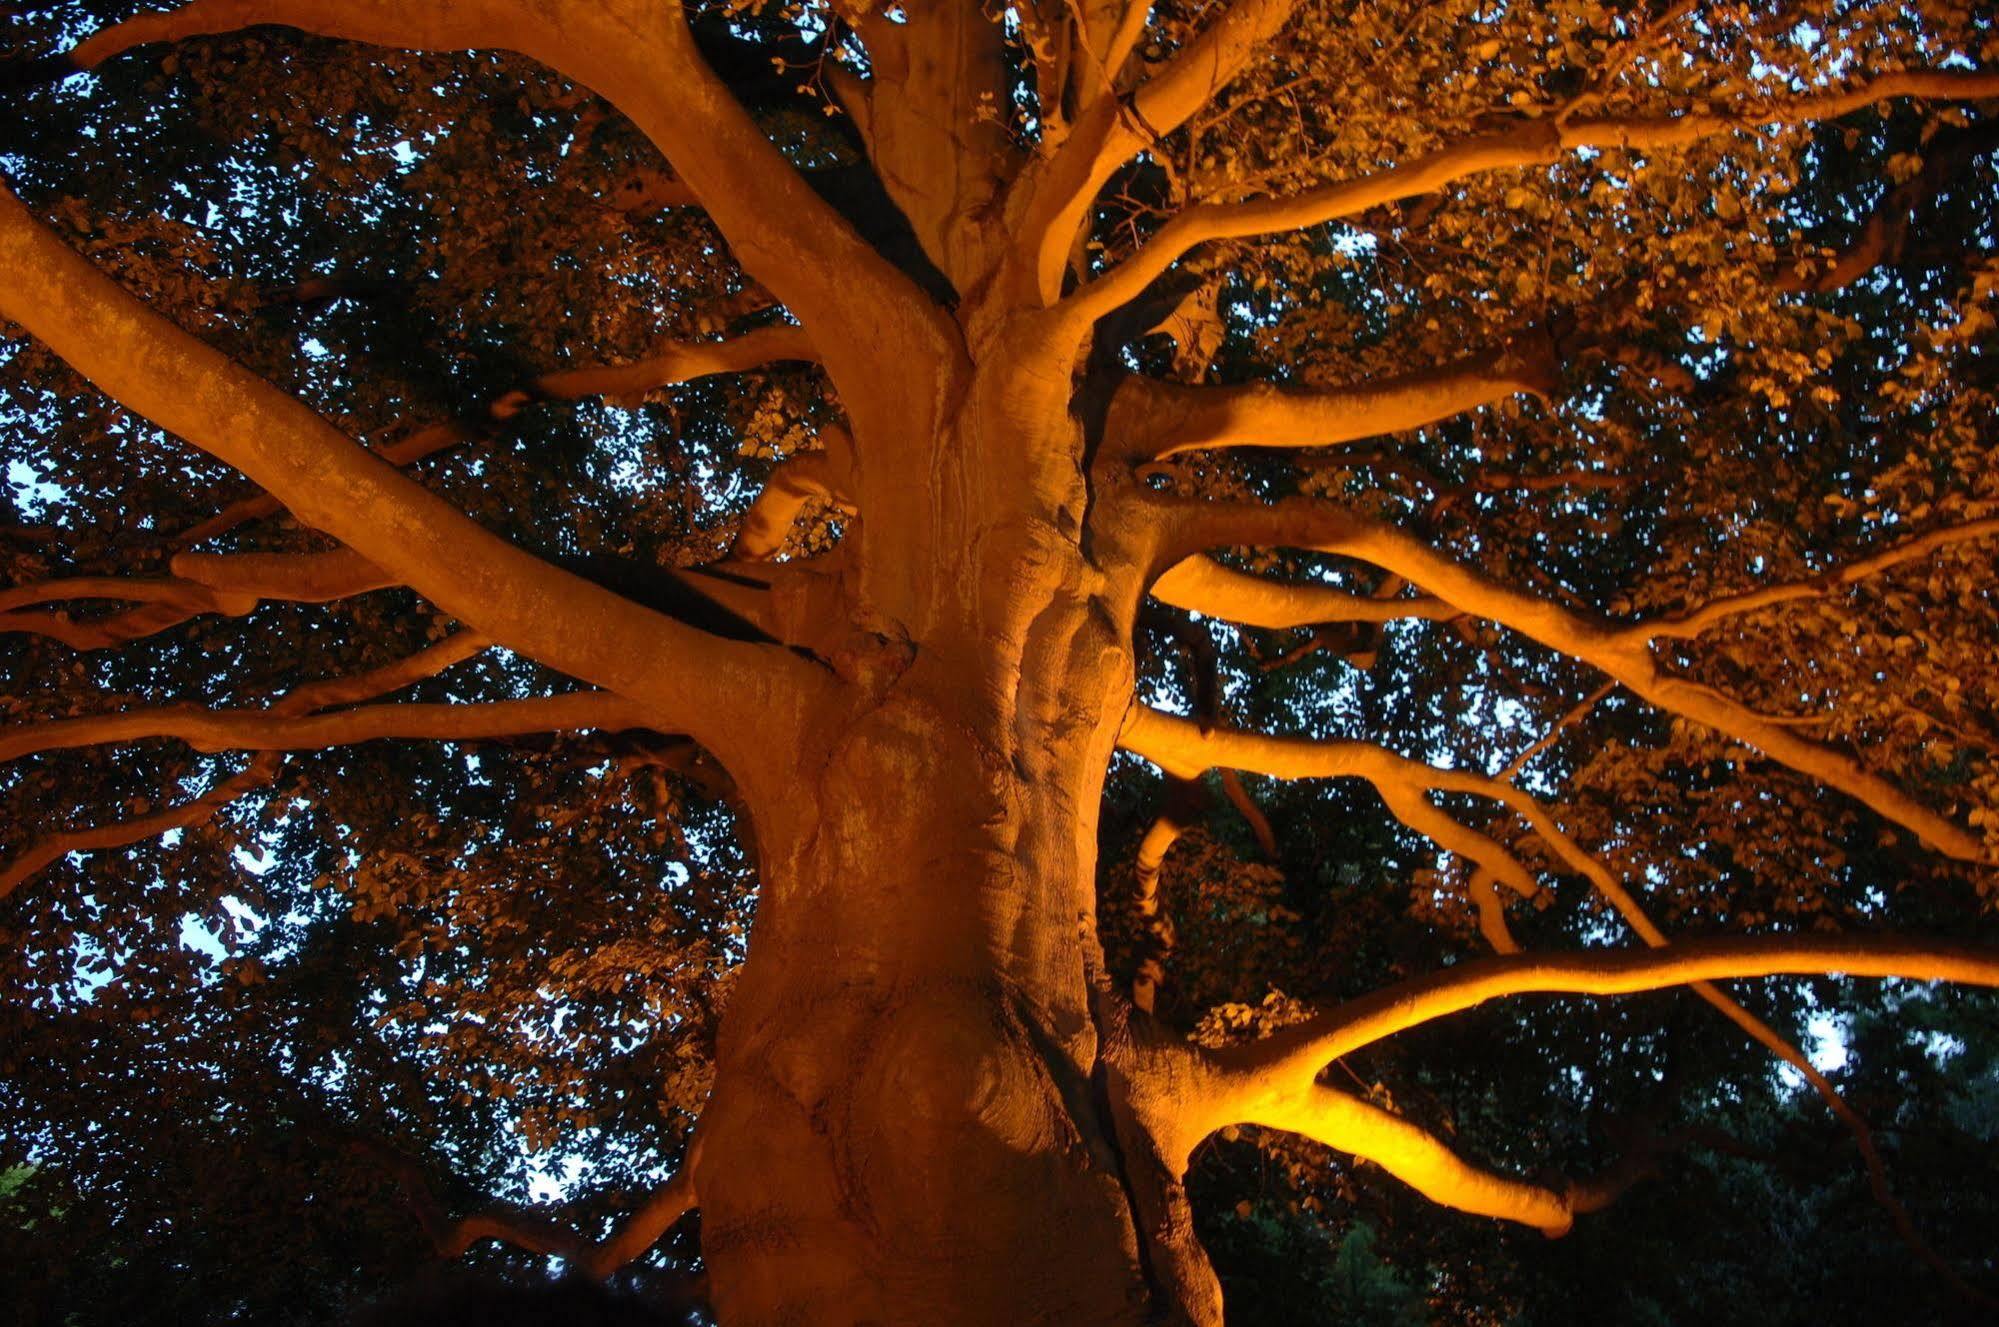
[690, 418, 1221, 1322]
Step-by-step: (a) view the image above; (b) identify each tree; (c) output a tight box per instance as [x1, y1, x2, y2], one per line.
[3, 0, 1998, 1321]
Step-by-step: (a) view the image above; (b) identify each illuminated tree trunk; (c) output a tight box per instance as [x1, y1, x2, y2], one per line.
[692, 413, 1221, 1322]
[696, 722, 1149, 1323]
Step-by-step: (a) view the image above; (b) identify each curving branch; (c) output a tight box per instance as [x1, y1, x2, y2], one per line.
[1116, 926, 1999, 1243]
[1120, 698, 1999, 1282]
[2, 598, 219, 652]
[356, 1134, 700, 1279]
[0, 755, 281, 901]
[1233, 1081, 1578, 1235]
[1130, 792, 1192, 1014]
[1776, 118, 1999, 294]
[0, 632, 487, 898]
[1017, 0, 1302, 300]
[575, 1156, 703, 1280]
[0, 179, 831, 779]
[1111, 933, 1999, 1232]
[1119, 705, 1545, 895]
[1062, 69, 1999, 326]
[1213, 937, 1999, 1117]
[1110, 339, 1558, 460]
[732, 444, 852, 562]
[1153, 497, 1987, 860]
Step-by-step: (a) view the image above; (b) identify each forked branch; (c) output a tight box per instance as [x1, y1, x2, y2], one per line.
[1064, 69, 1999, 326]
[1154, 498, 1986, 860]
[1, 548, 398, 650]
[1117, 935, 1999, 1238]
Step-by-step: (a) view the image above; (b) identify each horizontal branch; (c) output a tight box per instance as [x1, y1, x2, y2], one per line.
[1111, 340, 1557, 460]
[180, 325, 812, 546]
[1116, 927, 1999, 1241]
[1, 599, 212, 651]
[1064, 68, 1999, 325]
[1123, 701, 1992, 1266]
[0, 691, 648, 764]
[0, 632, 487, 898]
[502, 323, 817, 412]
[1120, 705, 1544, 897]
[0, 576, 220, 615]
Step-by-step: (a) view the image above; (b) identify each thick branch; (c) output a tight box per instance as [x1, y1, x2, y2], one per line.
[1112, 340, 1557, 460]
[1150, 556, 1458, 629]
[0, 181, 829, 776]
[512, 324, 817, 410]
[732, 447, 848, 561]
[1240, 1083, 1576, 1234]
